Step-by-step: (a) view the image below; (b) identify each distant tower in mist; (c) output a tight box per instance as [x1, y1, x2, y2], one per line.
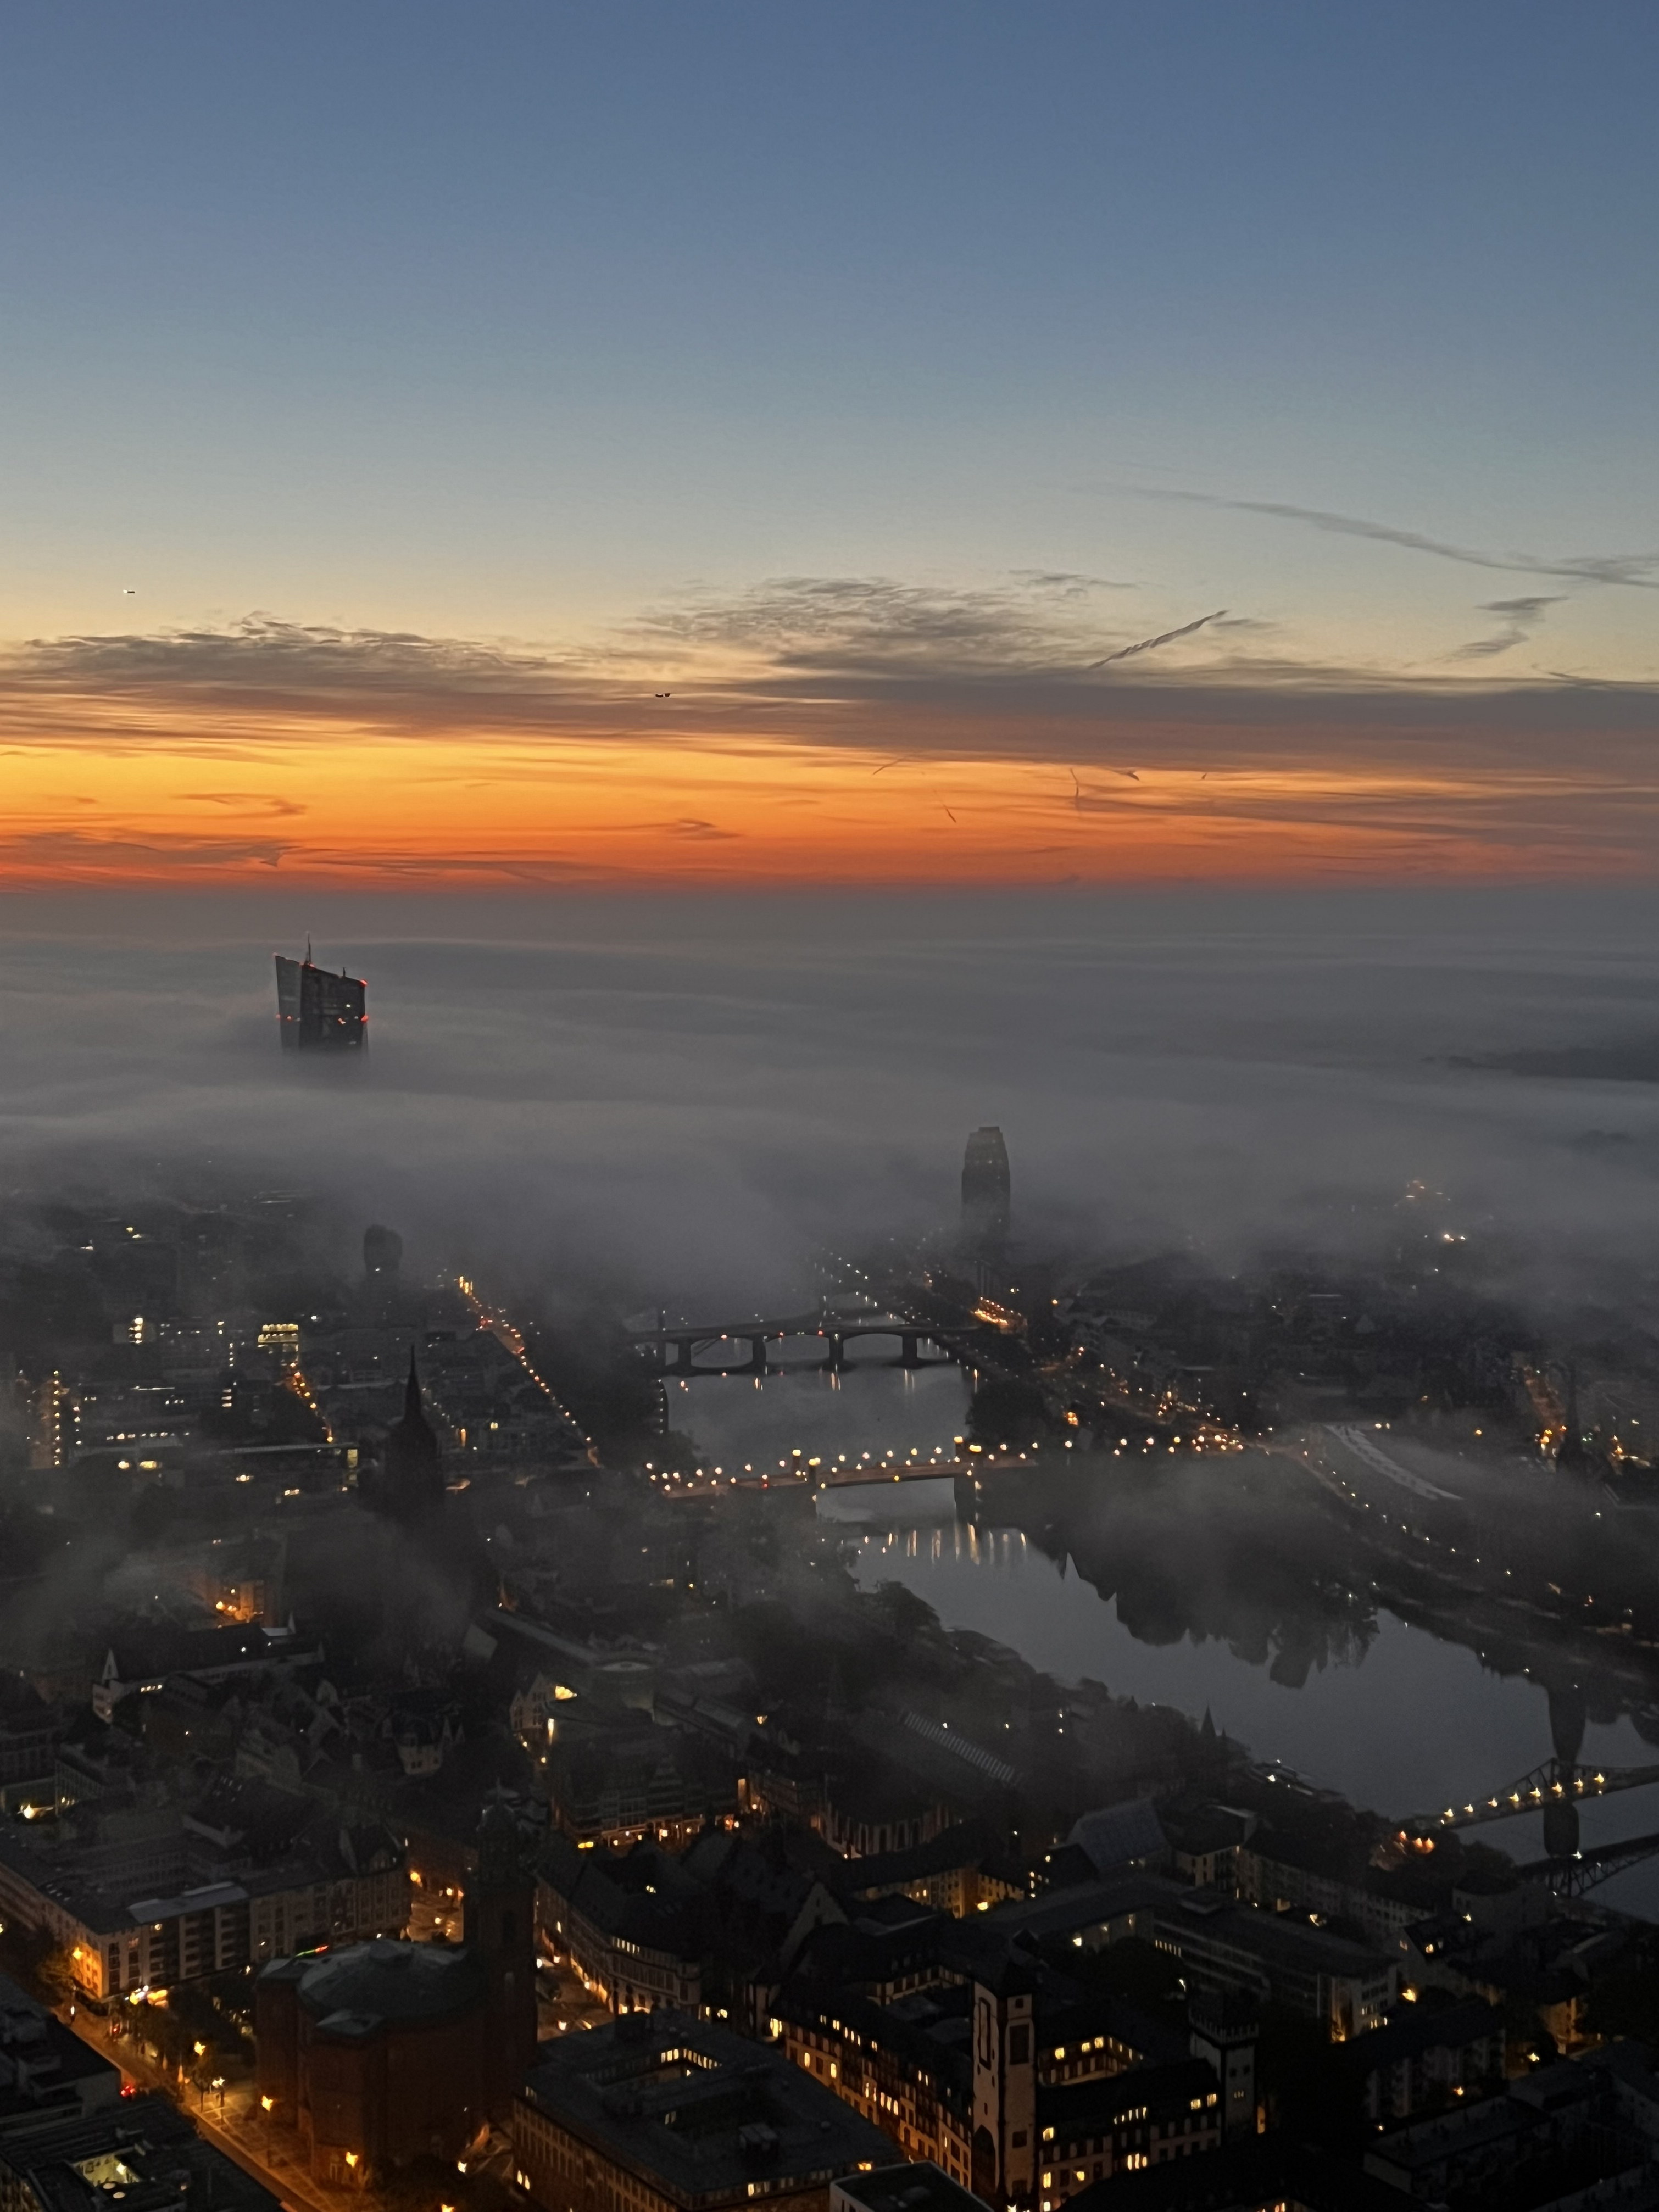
[364, 1224, 403, 1281]
[961, 1125, 1011, 1256]
[275, 945, 367, 1050]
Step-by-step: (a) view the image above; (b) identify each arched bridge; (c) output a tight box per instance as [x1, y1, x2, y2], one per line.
[1519, 1826, 1659, 1900]
[1419, 1754, 1659, 1837]
[632, 1313, 962, 1377]
[1411, 1685, 1659, 1860]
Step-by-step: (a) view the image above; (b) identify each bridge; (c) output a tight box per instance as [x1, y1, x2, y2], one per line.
[1422, 1754, 1659, 1835]
[632, 1312, 962, 1377]
[1518, 1826, 1659, 1901]
[645, 1450, 1068, 1498]
[1413, 1678, 1659, 1859]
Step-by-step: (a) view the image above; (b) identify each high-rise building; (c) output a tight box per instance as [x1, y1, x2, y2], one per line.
[961, 1126, 1011, 1253]
[274, 950, 367, 1049]
[363, 1223, 403, 1280]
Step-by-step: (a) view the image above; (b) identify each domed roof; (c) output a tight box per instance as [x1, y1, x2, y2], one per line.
[298, 1938, 485, 2029]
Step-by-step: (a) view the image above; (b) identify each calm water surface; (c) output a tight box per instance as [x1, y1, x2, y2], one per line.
[685, 1362, 1659, 1917]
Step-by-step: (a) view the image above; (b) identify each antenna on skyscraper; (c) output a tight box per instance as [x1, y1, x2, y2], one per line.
[305, 934, 313, 965]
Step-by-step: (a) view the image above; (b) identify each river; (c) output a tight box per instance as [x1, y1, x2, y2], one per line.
[683, 1359, 1659, 1919]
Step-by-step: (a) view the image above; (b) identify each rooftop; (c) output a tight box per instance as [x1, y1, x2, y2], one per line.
[518, 2009, 892, 2206]
[832, 2163, 992, 2212]
[267, 1938, 486, 2030]
[0, 2092, 279, 2212]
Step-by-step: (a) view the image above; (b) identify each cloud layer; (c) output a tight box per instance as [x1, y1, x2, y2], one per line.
[0, 585, 1655, 888]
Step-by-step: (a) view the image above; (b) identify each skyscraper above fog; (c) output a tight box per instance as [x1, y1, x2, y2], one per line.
[275, 949, 367, 1050]
[961, 1124, 1011, 1253]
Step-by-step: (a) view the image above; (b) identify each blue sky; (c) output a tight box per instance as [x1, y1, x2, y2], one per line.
[3, 1, 1655, 663]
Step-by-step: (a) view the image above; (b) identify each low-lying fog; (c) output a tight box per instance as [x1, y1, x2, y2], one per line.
[3, 883, 1659, 1313]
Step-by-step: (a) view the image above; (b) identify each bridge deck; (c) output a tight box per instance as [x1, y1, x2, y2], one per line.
[1417, 1758, 1659, 1831]
[647, 1454, 1062, 1497]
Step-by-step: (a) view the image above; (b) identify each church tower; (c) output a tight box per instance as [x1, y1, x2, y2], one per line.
[465, 1801, 537, 2120]
[375, 1352, 444, 1522]
[971, 1957, 1036, 2208]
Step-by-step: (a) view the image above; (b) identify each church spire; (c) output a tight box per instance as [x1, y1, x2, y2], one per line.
[367, 1347, 442, 1523]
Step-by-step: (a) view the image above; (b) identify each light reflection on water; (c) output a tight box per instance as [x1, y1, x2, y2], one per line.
[667, 1358, 972, 1471]
[684, 1364, 1659, 1918]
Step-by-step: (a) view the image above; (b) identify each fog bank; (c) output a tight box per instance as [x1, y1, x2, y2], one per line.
[3, 884, 1658, 1314]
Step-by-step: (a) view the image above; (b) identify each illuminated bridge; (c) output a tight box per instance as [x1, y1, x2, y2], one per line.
[632, 1313, 962, 1377]
[648, 1450, 1067, 1499]
[1413, 1682, 1659, 1859]
[1421, 1754, 1659, 1836]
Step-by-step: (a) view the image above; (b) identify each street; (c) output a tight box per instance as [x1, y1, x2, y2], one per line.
[63, 2004, 344, 2212]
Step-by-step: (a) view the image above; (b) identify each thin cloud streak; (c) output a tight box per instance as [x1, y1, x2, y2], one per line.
[1124, 488, 1659, 590]
[1452, 595, 1567, 662]
[1088, 610, 1227, 667]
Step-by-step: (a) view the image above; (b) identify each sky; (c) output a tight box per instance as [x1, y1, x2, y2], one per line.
[1, 2, 1656, 889]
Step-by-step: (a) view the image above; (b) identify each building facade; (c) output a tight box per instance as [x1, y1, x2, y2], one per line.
[275, 954, 367, 1050]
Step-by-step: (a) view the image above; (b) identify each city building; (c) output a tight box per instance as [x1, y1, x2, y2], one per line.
[0, 1974, 121, 2137]
[256, 1942, 488, 2186]
[510, 2009, 892, 2212]
[255, 1805, 535, 2183]
[538, 1836, 706, 2017]
[1361, 2056, 1657, 2201]
[1149, 1891, 1398, 2040]
[1183, 1988, 1257, 2141]
[1157, 1807, 1254, 1897]
[839, 1825, 1025, 1921]
[538, 1827, 849, 2031]
[1235, 1826, 1446, 1951]
[0, 2092, 280, 2212]
[771, 1900, 1200, 2202]
[90, 1620, 318, 1723]
[1036, 2060, 1222, 2208]
[0, 1682, 60, 1816]
[1334, 1997, 1503, 2125]
[274, 952, 367, 1051]
[545, 1724, 738, 1852]
[831, 2164, 991, 2212]
[1059, 2136, 1398, 2212]
[961, 1130, 1011, 1256]
[0, 1808, 408, 2002]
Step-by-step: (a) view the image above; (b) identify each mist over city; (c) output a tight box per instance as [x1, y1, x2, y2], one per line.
[3, 9, 1659, 2212]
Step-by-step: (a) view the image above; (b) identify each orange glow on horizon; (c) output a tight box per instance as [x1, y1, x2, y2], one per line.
[1, 711, 1651, 889]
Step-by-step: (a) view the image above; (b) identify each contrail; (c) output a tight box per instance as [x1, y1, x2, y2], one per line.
[1089, 610, 1226, 668]
[1070, 766, 1141, 806]
[1127, 487, 1659, 589]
